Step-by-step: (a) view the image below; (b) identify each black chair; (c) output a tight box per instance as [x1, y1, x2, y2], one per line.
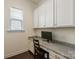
[33, 39, 49, 59]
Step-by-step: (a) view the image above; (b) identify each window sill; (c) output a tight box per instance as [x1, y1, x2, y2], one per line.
[7, 30, 25, 32]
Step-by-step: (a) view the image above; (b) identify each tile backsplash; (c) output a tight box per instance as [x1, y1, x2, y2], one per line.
[34, 28, 75, 44]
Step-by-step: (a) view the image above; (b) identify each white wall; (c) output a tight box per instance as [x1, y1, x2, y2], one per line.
[34, 28, 75, 44]
[4, 0, 35, 58]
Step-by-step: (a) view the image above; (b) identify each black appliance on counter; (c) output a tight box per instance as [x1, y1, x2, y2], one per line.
[41, 31, 52, 42]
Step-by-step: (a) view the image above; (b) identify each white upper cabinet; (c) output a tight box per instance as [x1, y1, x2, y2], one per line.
[33, 0, 75, 28]
[56, 0, 74, 27]
[38, 3, 46, 27]
[33, 8, 39, 28]
[45, 0, 54, 27]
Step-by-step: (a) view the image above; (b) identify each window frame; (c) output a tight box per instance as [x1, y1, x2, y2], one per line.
[8, 7, 24, 32]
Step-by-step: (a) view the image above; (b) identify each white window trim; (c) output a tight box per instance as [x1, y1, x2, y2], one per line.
[8, 7, 25, 32]
[8, 19, 25, 32]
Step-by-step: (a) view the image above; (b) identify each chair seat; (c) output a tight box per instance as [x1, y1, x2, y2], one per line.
[35, 48, 49, 59]
[38, 48, 48, 54]
[34, 48, 45, 55]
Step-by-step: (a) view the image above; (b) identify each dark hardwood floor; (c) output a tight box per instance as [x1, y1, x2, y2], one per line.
[6, 51, 34, 59]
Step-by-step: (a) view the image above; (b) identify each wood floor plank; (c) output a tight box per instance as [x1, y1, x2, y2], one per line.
[6, 51, 34, 59]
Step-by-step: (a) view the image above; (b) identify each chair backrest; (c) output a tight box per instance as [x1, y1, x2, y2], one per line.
[33, 39, 40, 48]
[33, 39, 40, 55]
[33, 39, 49, 59]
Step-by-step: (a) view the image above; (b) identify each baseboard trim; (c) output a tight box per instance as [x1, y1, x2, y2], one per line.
[28, 50, 34, 56]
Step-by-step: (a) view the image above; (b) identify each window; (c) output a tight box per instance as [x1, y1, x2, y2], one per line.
[9, 7, 24, 31]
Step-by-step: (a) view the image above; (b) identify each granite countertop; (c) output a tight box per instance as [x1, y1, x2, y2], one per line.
[39, 39, 75, 59]
[28, 36, 75, 59]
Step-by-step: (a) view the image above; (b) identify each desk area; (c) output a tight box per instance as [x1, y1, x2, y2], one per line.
[28, 36, 75, 59]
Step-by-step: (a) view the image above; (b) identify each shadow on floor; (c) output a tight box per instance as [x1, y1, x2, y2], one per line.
[6, 51, 34, 59]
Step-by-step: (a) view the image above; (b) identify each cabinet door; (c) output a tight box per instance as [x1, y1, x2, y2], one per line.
[54, 54, 67, 59]
[38, 3, 46, 27]
[56, 0, 74, 27]
[45, 0, 54, 27]
[49, 50, 56, 59]
[33, 8, 39, 28]
[49, 50, 67, 59]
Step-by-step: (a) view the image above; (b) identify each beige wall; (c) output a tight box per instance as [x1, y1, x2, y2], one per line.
[4, 0, 35, 58]
[35, 28, 75, 44]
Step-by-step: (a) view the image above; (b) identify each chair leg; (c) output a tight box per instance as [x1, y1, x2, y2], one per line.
[34, 55, 36, 59]
[47, 53, 49, 59]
